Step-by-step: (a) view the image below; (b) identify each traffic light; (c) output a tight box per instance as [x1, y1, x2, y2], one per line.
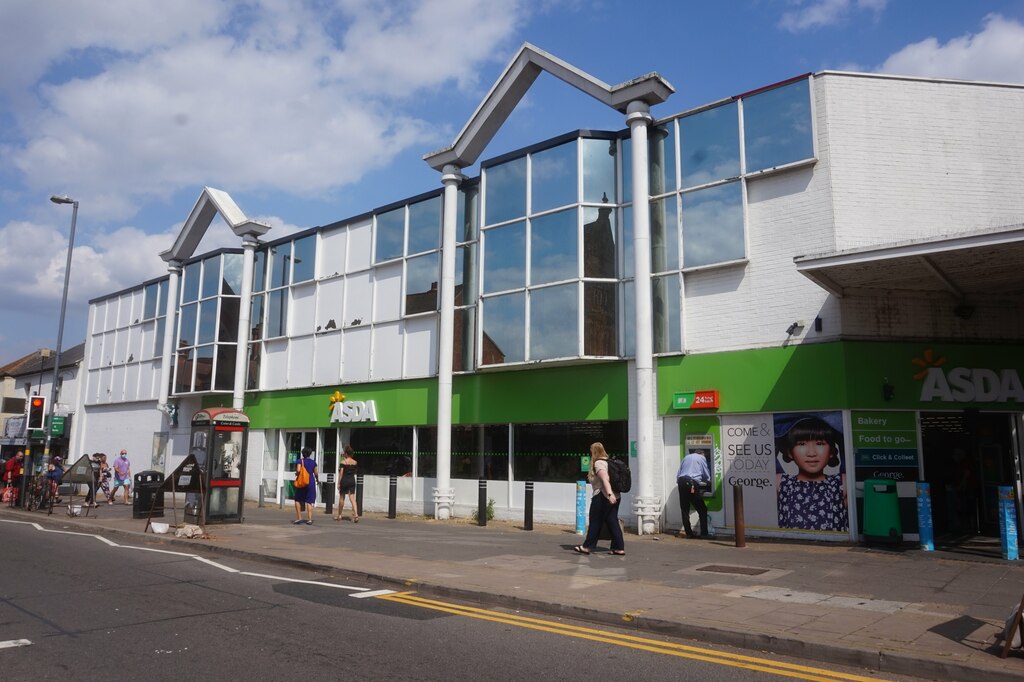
[27, 395, 47, 430]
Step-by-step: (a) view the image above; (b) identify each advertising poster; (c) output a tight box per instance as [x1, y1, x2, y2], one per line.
[851, 411, 919, 484]
[721, 412, 848, 534]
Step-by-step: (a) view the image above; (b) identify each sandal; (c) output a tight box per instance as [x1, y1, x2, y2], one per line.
[573, 545, 591, 555]
[353, 517, 359, 523]
[610, 550, 626, 556]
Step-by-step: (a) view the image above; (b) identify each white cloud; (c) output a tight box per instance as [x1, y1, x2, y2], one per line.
[779, 0, 887, 33]
[3, 0, 529, 221]
[877, 14, 1024, 83]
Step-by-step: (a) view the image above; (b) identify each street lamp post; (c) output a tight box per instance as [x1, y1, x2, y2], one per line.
[45, 194, 78, 467]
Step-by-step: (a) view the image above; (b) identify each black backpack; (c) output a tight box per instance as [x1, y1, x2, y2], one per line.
[607, 458, 632, 494]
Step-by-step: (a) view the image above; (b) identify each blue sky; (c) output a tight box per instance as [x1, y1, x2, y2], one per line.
[2, 0, 1023, 362]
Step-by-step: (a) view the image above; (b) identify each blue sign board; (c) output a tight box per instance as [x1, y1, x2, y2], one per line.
[916, 482, 934, 551]
[576, 480, 587, 535]
[998, 486, 1019, 561]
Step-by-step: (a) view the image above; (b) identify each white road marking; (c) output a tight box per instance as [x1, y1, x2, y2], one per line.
[350, 589, 396, 598]
[239, 571, 369, 592]
[0, 639, 32, 649]
[193, 556, 240, 572]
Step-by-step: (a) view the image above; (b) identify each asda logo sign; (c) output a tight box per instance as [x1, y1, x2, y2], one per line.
[919, 367, 1024, 403]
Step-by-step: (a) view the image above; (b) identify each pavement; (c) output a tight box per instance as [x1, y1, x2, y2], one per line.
[3, 498, 1023, 682]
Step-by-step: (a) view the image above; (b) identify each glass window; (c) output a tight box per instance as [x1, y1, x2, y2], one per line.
[582, 137, 617, 204]
[375, 207, 405, 263]
[649, 123, 676, 196]
[621, 136, 633, 202]
[201, 257, 220, 299]
[222, 253, 243, 296]
[650, 195, 679, 273]
[530, 209, 577, 285]
[198, 299, 218, 345]
[484, 156, 526, 225]
[743, 78, 813, 173]
[584, 282, 617, 356]
[621, 206, 634, 280]
[680, 101, 740, 188]
[268, 244, 290, 288]
[215, 345, 236, 391]
[531, 141, 577, 214]
[483, 221, 525, 294]
[179, 303, 198, 347]
[253, 250, 266, 292]
[652, 273, 680, 353]
[292, 235, 316, 283]
[458, 185, 479, 242]
[144, 282, 159, 319]
[450, 425, 509, 480]
[181, 261, 200, 303]
[481, 292, 524, 364]
[530, 284, 577, 360]
[453, 307, 476, 372]
[408, 196, 441, 255]
[174, 347, 193, 393]
[417, 426, 437, 478]
[218, 297, 240, 343]
[622, 279, 634, 358]
[512, 421, 627, 483]
[406, 253, 439, 315]
[157, 279, 168, 314]
[267, 289, 288, 338]
[348, 427, 414, 476]
[250, 295, 264, 341]
[194, 345, 214, 392]
[583, 205, 616, 279]
[682, 181, 745, 268]
[154, 316, 166, 357]
[455, 243, 478, 302]
[246, 342, 261, 390]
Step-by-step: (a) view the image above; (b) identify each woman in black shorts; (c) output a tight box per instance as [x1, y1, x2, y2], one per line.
[334, 444, 359, 522]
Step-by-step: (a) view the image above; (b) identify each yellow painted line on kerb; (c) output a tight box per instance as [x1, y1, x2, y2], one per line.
[378, 592, 888, 682]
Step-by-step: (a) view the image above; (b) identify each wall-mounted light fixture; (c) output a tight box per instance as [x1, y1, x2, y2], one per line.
[785, 320, 805, 336]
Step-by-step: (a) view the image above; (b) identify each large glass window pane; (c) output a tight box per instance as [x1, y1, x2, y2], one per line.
[408, 196, 441, 255]
[268, 244, 290, 288]
[621, 136, 633, 202]
[583, 205, 616, 279]
[652, 273, 680, 354]
[179, 303, 198, 347]
[451, 425, 509, 481]
[458, 185, 479, 242]
[215, 345, 236, 391]
[218, 297, 240, 343]
[181, 261, 200, 303]
[154, 316, 166, 357]
[455, 243, 478, 302]
[531, 141, 577, 214]
[246, 342, 261, 390]
[680, 101, 740, 188]
[582, 137, 617, 204]
[649, 123, 677, 196]
[584, 282, 617, 356]
[201, 257, 220, 299]
[650, 195, 679, 273]
[622, 206, 634, 280]
[484, 156, 526, 225]
[267, 289, 288, 338]
[198, 299, 218, 344]
[348, 427, 413, 476]
[157, 279, 168, 314]
[530, 209, 577, 285]
[292, 234, 316, 283]
[744, 78, 813, 173]
[222, 253, 243, 296]
[512, 421, 627, 483]
[250, 295, 265, 341]
[174, 347, 194, 393]
[406, 253, 439, 315]
[417, 426, 437, 478]
[622, 279, 635, 358]
[481, 292, 525, 364]
[375, 207, 405, 263]
[253, 250, 266, 292]
[194, 345, 214, 392]
[453, 307, 476, 372]
[483, 221, 525, 294]
[530, 284, 577, 360]
[144, 282, 159, 319]
[682, 181, 745, 268]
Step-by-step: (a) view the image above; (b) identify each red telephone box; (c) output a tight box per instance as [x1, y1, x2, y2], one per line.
[188, 408, 248, 523]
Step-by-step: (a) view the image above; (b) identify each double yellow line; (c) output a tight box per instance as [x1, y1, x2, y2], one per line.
[378, 592, 887, 682]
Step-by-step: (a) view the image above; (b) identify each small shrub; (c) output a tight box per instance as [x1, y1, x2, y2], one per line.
[472, 497, 495, 522]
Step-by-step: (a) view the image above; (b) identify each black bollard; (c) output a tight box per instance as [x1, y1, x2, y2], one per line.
[355, 474, 364, 519]
[733, 483, 746, 548]
[388, 475, 397, 519]
[477, 477, 487, 527]
[324, 475, 334, 515]
[524, 481, 534, 531]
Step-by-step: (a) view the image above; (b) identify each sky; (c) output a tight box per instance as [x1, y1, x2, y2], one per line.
[2, 0, 1023, 363]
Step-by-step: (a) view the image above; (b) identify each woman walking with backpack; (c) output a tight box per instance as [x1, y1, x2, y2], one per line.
[573, 442, 625, 556]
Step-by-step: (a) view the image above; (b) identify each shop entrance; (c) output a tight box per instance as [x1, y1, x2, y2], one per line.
[920, 412, 1021, 543]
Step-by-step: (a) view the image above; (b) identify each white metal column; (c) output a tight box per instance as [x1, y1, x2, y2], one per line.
[627, 100, 661, 535]
[157, 260, 182, 420]
[232, 234, 258, 409]
[433, 163, 462, 519]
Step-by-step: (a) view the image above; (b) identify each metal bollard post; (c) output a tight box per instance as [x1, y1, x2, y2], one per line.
[388, 475, 397, 519]
[355, 474, 364, 519]
[477, 478, 487, 527]
[324, 474, 334, 516]
[524, 481, 534, 531]
[733, 483, 746, 548]
[259, 484, 264, 509]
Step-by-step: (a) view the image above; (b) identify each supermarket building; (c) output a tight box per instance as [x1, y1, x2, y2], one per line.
[72, 45, 1024, 545]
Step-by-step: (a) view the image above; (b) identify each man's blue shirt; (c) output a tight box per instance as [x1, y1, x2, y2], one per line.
[675, 452, 710, 483]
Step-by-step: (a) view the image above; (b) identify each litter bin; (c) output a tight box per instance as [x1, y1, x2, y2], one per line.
[133, 470, 165, 519]
[863, 478, 901, 546]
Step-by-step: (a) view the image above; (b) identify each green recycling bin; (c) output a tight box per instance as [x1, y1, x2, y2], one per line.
[863, 478, 901, 546]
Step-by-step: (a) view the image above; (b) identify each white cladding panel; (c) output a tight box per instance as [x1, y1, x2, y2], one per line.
[345, 271, 372, 326]
[313, 332, 342, 385]
[263, 338, 288, 390]
[139, 360, 157, 400]
[404, 315, 437, 378]
[316, 277, 344, 332]
[290, 283, 316, 337]
[124, 363, 140, 402]
[373, 263, 402, 322]
[117, 293, 132, 328]
[372, 321, 403, 380]
[341, 326, 371, 383]
[319, 226, 348, 277]
[288, 336, 314, 387]
[348, 219, 373, 271]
